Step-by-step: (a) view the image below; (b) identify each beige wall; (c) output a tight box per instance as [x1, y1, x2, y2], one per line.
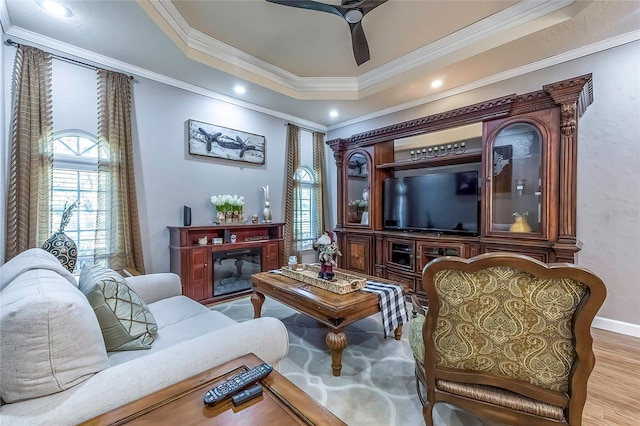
[327, 41, 640, 333]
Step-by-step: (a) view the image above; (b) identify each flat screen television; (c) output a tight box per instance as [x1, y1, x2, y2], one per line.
[383, 171, 479, 235]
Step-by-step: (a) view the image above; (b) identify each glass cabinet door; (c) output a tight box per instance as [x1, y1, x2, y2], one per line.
[488, 122, 543, 235]
[345, 152, 370, 226]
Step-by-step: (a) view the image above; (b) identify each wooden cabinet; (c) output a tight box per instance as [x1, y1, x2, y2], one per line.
[344, 151, 371, 227]
[381, 235, 473, 298]
[385, 238, 415, 272]
[262, 241, 280, 271]
[482, 109, 560, 241]
[418, 241, 465, 271]
[168, 223, 284, 304]
[328, 75, 593, 300]
[187, 247, 210, 301]
[341, 233, 372, 274]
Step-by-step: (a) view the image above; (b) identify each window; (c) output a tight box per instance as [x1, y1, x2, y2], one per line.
[293, 166, 317, 250]
[50, 131, 108, 271]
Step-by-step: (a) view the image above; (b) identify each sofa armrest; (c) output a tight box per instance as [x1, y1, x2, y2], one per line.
[124, 273, 182, 304]
[0, 317, 289, 425]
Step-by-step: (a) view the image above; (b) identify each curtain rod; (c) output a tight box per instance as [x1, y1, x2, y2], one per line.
[285, 122, 325, 134]
[5, 39, 134, 80]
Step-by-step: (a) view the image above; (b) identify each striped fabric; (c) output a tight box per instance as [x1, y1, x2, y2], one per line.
[362, 281, 408, 338]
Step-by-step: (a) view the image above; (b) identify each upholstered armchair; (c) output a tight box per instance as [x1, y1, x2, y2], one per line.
[417, 252, 606, 425]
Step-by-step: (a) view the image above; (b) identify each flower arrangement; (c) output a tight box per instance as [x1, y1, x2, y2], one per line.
[348, 199, 367, 222]
[349, 199, 368, 210]
[210, 194, 245, 223]
[210, 194, 245, 214]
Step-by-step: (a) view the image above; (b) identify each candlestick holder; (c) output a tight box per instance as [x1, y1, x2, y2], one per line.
[410, 142, 466, 160]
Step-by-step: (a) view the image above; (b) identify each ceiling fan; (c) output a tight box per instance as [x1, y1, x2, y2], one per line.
[266, 0, 389, 66]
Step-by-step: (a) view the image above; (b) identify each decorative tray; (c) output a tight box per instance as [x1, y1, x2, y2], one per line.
[281, 264, 366, 294]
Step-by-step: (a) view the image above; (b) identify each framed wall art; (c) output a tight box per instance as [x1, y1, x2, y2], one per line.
[188, 119, 265, 165]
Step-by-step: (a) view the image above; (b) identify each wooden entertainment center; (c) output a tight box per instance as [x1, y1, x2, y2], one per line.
[327, 75, 593, 299]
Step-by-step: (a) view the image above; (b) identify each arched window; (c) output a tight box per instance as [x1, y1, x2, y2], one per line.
[293, 166, 317, 250]
[50, 131, 109, 271]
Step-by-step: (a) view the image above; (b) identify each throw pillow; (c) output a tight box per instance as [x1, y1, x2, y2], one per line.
[0, 270, 109, 403]
[79, 264, 158, 351]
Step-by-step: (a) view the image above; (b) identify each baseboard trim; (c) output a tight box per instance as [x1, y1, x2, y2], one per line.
[592, 316, 640, 338]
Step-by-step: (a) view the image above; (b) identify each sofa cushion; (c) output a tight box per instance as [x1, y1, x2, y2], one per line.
[0, 269, 110, 403]
[79, 265, 158, 351]
[0, 248, 77, 291]
[147, 295, 212, 328]
[107, 301, 239, 366]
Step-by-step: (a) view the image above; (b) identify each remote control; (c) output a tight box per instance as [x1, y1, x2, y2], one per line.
[203, 363, 272, 406]
[231, 383, 263, 406]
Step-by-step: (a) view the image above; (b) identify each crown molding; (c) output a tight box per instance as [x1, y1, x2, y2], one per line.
[5, 7, 638, 133]
[329, 30, 640, 130]
[140, 0, 574, 97]
[3, 26, 328, 132]
[0, 0, 10, 33]
[356, 0, 574, 90]
[141, 0, 357, 95]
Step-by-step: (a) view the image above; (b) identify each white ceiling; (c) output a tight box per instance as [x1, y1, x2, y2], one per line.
[2, 0, 639, 129]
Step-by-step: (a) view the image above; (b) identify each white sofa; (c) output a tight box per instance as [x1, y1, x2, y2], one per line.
[0, 248, 289, 425]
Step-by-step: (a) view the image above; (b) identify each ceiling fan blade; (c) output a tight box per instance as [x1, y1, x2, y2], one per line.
[349, 22, 370, 66]
[266, 0, 385, 66]
[266, 0, 342, 19]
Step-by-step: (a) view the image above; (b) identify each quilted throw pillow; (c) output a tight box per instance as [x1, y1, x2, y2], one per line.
[79, 265, 158, 351]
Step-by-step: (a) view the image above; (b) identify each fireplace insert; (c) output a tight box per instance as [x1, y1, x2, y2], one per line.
[212, 247, 262, 297]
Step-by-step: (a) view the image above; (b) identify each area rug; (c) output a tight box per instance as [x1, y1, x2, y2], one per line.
[211, 296, 497, 426]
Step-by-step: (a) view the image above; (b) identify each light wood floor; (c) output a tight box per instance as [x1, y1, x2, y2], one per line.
[583, 328, 640, 425]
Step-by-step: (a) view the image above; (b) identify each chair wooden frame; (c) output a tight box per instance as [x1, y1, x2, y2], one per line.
[421, 252, 606, 426]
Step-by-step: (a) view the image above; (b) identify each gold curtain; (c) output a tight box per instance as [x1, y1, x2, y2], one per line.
[5, 46, 53, 261]
[312, 131, 331, 234]
[97, 70, 145, 273]
[283, 124, 300, 262]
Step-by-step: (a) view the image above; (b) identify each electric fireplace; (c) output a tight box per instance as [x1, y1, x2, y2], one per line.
[212, 247, 262, 297]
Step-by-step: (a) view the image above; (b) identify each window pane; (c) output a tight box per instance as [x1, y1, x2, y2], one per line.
[78, 138, 99, 157]
[293, 167, 318, 246]
[52, 139, 76, 156]
[50, 133, 107, 272]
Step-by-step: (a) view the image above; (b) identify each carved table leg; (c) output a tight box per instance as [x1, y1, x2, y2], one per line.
[394, 324, 403, 341]
[326, 330, 348, 377]
[251, 291, 265, 319]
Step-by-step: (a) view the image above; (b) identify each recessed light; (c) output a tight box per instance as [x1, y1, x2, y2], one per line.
[329, 110, 339, 118]
[233, 85, 246, 95]
[36, 0, 73, 17]
[431, 80, 443, 88]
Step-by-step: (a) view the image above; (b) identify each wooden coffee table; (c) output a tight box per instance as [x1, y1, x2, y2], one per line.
[251, 271, 404, 377]
[82, 353, 345, 425]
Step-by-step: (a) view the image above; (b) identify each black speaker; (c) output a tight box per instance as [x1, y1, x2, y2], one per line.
[183, 206, 192, 227]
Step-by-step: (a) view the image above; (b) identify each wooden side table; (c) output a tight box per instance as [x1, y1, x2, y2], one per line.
[82, 353, 345, 425]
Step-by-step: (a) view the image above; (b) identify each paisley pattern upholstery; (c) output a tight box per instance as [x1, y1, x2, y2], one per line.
[409, 311, 426, 366]
[432, 266, 587, 392]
